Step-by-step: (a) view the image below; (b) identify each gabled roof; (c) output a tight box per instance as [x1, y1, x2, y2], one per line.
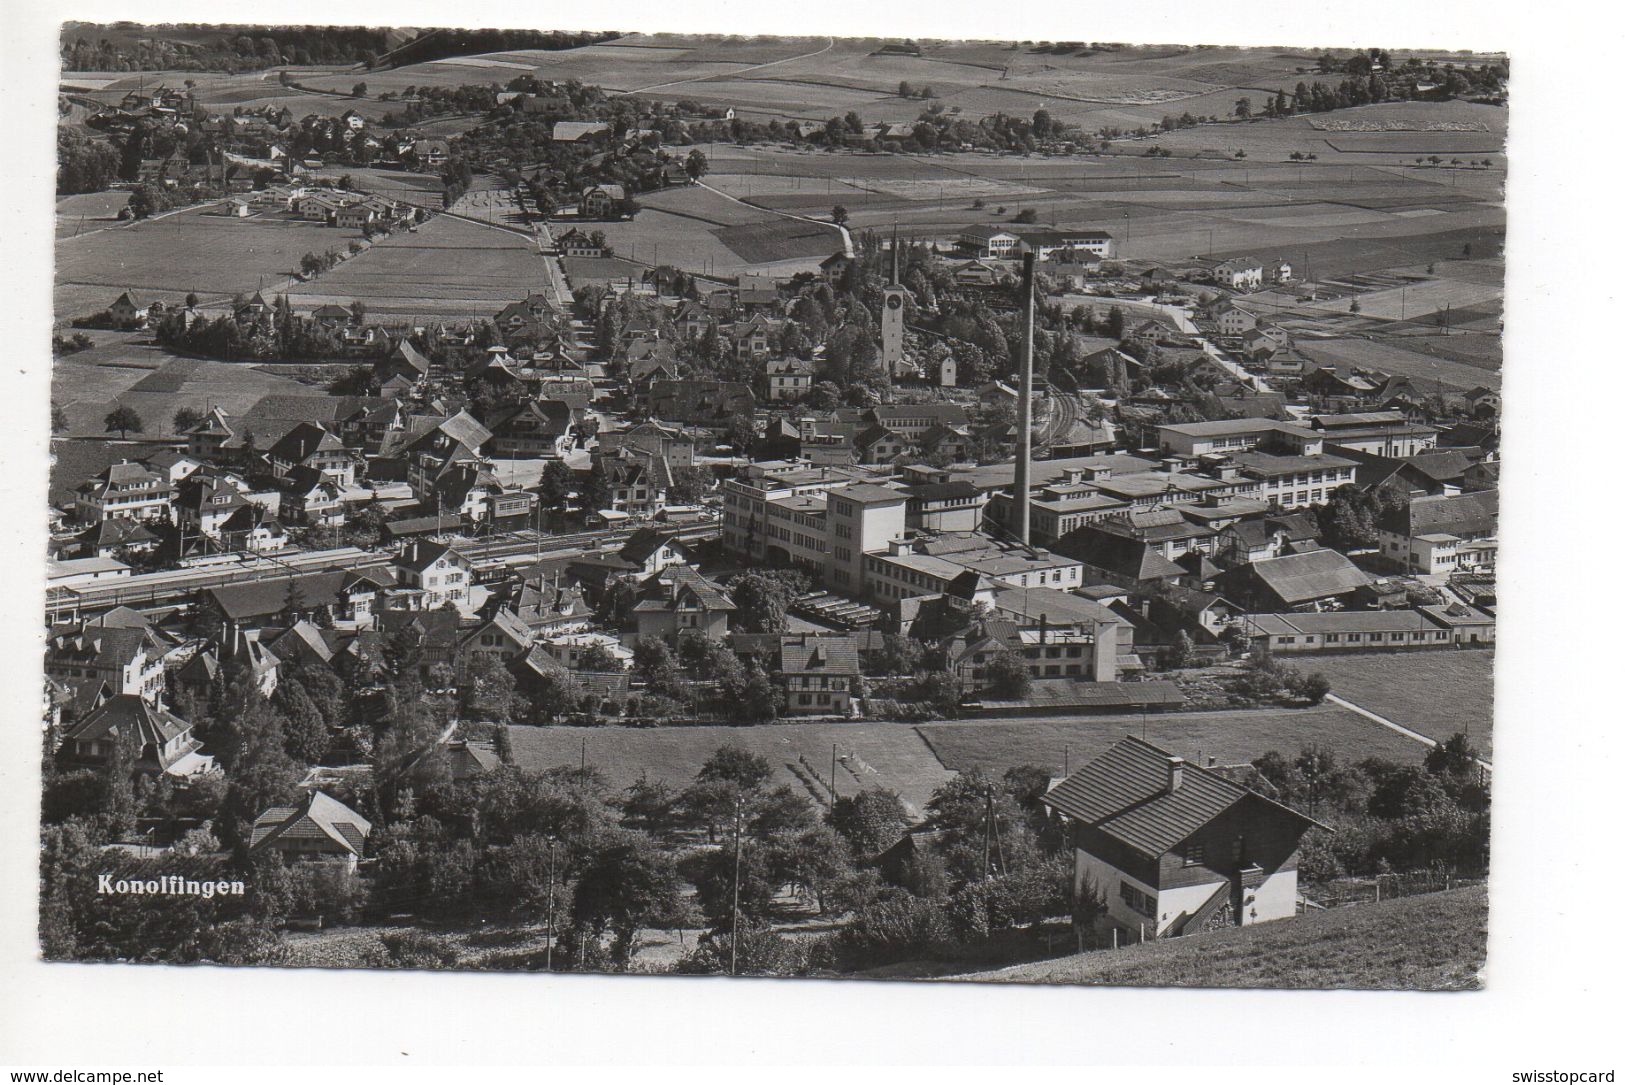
[619, 526, 689, 566]
[1378, 489, 1499, 539]
[63, 693, 190, 750]
[249, 790, 372, 857]
[780, 635, 859, 675]
[1040, 736, 1322, 857]
[1245, 548, 1369, 605]
[268, 421, 345, 464]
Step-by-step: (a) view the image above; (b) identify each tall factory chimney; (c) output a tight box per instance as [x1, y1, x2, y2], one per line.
[1014, 252, 1037, 545]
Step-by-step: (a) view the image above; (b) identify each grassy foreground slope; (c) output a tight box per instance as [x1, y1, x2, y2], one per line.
[962, 885, 1486, 990]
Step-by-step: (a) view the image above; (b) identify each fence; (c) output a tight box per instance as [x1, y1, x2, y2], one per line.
[1309, 868, 1480, 908]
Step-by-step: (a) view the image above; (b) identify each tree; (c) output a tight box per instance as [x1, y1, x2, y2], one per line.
[1012, 208, 1038, 224]
[1302, 672, 1332, 705]
[570, 832, 684, 966]
[1158, 630, 1197, 671]
[538, 458, 575, 508]
[103, 405, 144, 439]
[983, 651, 1032, 699]
[668, 465, 709, 504]
[829, 789, 910, 856]
[727, 570, 805, 635]
[831, 205, 849, 227]
[1234, 97, 1253, 119]
[351, 82, 367, 97]
[684, 149, 709, 182]
[898, 80, 914, 99]
[172, 406, 205, 433]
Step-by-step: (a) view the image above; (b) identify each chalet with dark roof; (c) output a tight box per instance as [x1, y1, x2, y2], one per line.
[250, 791, 372, 868]
[1042, 737, 1324, 939]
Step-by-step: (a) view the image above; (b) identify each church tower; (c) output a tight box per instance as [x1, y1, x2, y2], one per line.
[880, 226, 907, 378]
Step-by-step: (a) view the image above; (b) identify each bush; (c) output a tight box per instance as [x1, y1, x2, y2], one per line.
[379, 929, 458, 969]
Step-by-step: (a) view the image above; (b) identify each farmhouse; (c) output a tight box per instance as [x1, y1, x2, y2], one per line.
[1042, 737, 1324, 940]
[554, 228, 605, 258]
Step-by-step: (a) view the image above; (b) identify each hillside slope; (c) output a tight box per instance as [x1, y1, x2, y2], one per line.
[962, 885, 1486, 990]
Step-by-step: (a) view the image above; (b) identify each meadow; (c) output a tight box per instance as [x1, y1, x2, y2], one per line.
[970, 883, 1486, 989]
[920, 704, 1431, 778]
[285, 212, 553, 319]
[1296, 650, 1495, 757]
[52, 343, 322, 438]
[506, 720, 956, 818]
[504, 699, 1437, 826]
[55, 205, 361, 319]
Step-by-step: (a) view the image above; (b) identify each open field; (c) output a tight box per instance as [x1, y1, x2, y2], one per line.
[1137, 101, 1505, 161]
[507, 701, 1435, 823]
[921, 704, 1431, 778]
[1297, 650, 1495, 758]
[55, 190, 131, 238]
[55, 204, 361, 319]
[1295, 336, 1500, 392]
[506, 721, 955, 818]
[968, 883, 1486, 989]
[285, 212, 550, 319]
[678, 143, 1502, 275]
[52, 346, 322, 438]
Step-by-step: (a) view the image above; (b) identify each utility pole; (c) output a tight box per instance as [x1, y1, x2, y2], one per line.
[830, 743, 838, 804]
[730, 792, 744, 976]
[1014, 252, 1036, 545]
[544, 836, 556, 971]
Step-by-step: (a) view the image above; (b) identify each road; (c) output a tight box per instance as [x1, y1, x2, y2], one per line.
[617, 37, 836, 95]
[1058, 292, 1272, 392]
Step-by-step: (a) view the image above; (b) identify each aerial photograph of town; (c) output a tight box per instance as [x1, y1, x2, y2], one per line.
[42, 23, 1502, 989]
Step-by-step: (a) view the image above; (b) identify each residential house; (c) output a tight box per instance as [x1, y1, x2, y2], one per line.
[395, 539, 475, 609]
[74, 461, 172, 525]
[1042, 737, 1324, 939]
[648, 380, 755, 429]
[578, 183, 626, 219]
[107, 291, 151, 329]
[486, 398, 577, 458]
[58, 694, 205, 777]
[631, 566, 736, 641]
[1211, 258, 1264, 291]
[779, 635, 859, 715]
[249, 791, 372, 869]
[619, 527, 695, 576]
[267, 422, 355, 486]
[766, 357, 814, 401]
[555, 228, 605, 258]
[45, 620, 169, 702]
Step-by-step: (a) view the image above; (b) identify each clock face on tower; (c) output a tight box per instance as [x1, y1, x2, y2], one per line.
[886, 294, 903, 310]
